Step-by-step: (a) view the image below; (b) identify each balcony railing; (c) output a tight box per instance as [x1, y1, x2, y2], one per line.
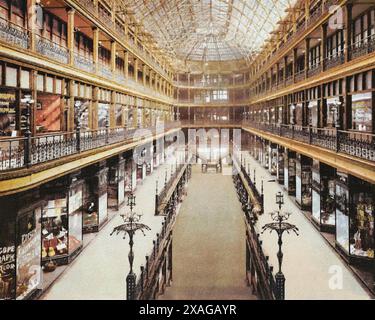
[307, 62, 322, 78]
[36, 35, 69, 64]
[0, 122, 179, 172]
[74, 53, 95, 73]
[323, 51, 345, 70]
[350, 35, 375, 60]
[243, 121, 375, 162]
[0, 17, 29, 49]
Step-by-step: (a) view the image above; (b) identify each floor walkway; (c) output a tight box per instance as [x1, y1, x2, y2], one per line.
[41, 159, 177, 300]
[160, 165, 256, 300]
[242, 151, 372, 300]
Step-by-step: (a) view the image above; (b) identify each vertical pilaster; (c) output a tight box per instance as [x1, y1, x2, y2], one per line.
[67, 9, 75, 66]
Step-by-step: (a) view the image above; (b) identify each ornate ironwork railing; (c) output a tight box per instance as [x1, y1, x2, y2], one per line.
[35, 35, 69, 64]
[135, 163, 191, 300]
[350, 35, 375, 60]
[244, 121, 375, 162]
[0, 123, 179, 172]
[323, 51, 345, 70]
[231, 154, 278, 300]
[0, 17, 29, 49]
[74, 53, 96, 73]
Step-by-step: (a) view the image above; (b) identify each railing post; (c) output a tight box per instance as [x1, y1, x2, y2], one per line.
[76, 120, 81, 153]
[105, 115, 110, 144]
[335, 129, 340, 153]
[24, 102, 32, 168]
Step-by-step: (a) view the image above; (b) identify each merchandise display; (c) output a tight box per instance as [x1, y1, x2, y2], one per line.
[16, 208, 42, 299]
[41, 197, 69, 261]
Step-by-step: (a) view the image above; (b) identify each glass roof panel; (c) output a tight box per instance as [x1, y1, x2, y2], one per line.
[124, 0, 297, 63]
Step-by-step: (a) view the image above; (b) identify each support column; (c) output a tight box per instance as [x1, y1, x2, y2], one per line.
[68, 80, 75, 132]
[111, 41, 117, 73]
[27, 0, 36, 52]
[321, 23, 328, 71]
[345, 3, 353, 63]
[134, 58, 139, 83]
[93, 27, 99, 73]
[124, 51, 129, 79]
[67, 8, 75, 66]
[305, 38, 310, 78]
[143, 64, 147, 87]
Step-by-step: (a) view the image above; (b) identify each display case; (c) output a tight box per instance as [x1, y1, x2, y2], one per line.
[83, 165, 108, 233]
[277, 147, 284, 185]
[284, 150, 296, 196]
[269, 145, 278, 176]
[42, 176, 83, 264]
[16, 206, 43, 300]
[0, 191, 45, 301]
[312, 161, 336, 232]
[295, 154, 312, 211]
[335, 173, 374, 264]
[336, 172, 350, 254]
[108, 157, 126, 210]
[0, 212, 15, 299]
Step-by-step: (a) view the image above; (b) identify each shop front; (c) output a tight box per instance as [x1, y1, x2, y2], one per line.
[0, 190, 45, 300]
[295, 154, 312, 211]
[351, 92, 373, 132]
[41, 173, 83, 265]
[108, 156, 126, 210]
[311, 160, 336, 232]
[277, 146, 284, 184]
[269, 143, 278, 176]
[82, 163, 109, 233]
[284, 149, 296, 196]
[335, 173, 374, 264]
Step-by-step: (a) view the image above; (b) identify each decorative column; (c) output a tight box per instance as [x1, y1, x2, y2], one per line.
[67, 8, 75, 66]
[93, 27, 99, 73]
[124, 51, 129, 79]
[305, 38, 310, 78]
[134, 58, 139, 83]
[321, 23, 328, 71]
[344, 3, 353, 62]
[111, 41, 117, 73]
[27, 0, 36, 52]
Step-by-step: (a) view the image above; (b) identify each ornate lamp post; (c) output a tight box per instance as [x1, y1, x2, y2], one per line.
[110, 191, 151, 300]
[262, 192, 299, 300]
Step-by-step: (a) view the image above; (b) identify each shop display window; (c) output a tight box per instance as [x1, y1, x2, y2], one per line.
[295, 103, 303, 125]
[308, 101, 318, 127]
[352, 93, 372, 132]
[35, 94, 62, 133]
[0, 215, 15, 300]
[68, 183, 83, 255]
[349, 181, 374, 259]
[16, 208, 42, 299]
[42, 195, 69, 261]
[287, 157, 296, 195]
[336, 173, 350, 253]
[326, 97, 341, 128]
[98, 103, 109, 129]
[270, 148, 277, 175]
[0, 90, 17, 136]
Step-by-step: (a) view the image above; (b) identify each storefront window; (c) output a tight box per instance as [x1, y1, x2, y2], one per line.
[0, 215, 15, 300]
[350, 180, 374, 259]
[336, 173, 350, 253]
[16, 208, 42, 299]
[36, 94, 62, 133]
[98, 103, 109, 129]
[0, 90, 17, 136]
[68, 183, 83, 255]
[326, 98, 341, 128]
[352, 92, 372, 132]
[308, 101, 318, 127]
[42, 195, 69, 261]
